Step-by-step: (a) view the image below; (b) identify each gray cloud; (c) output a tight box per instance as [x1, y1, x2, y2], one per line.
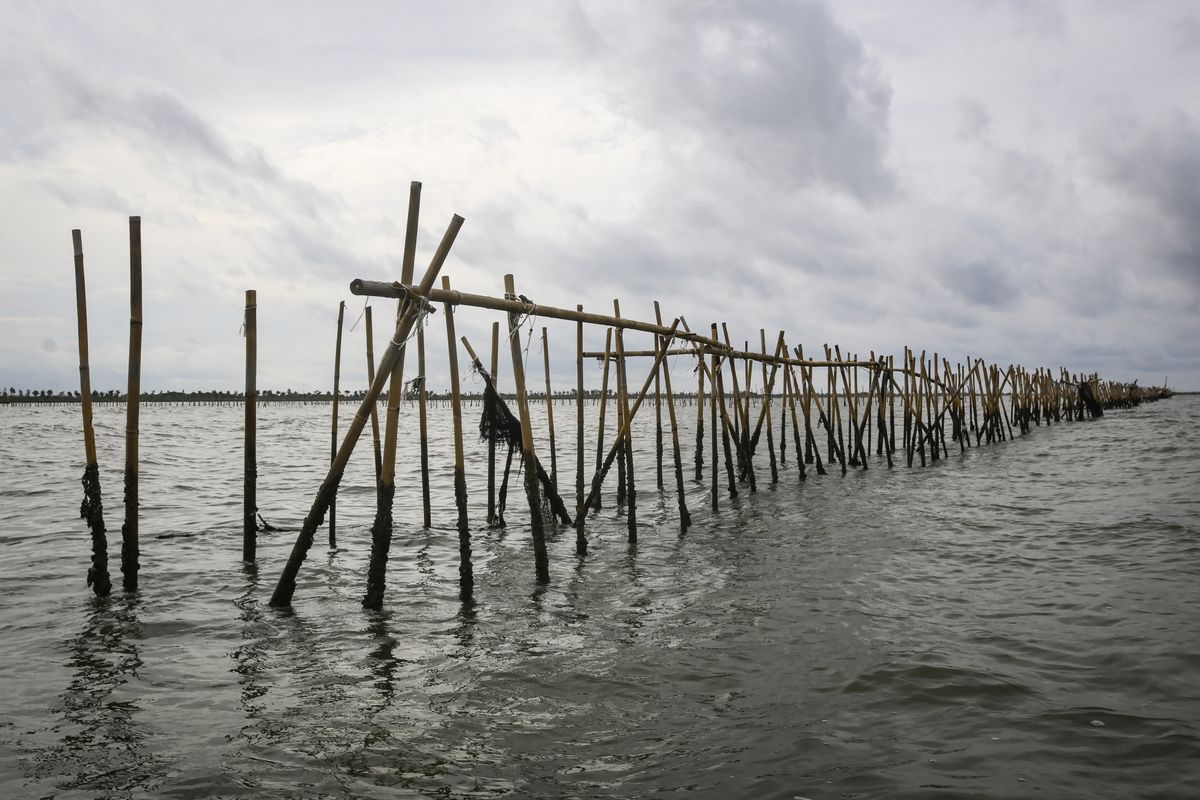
[582, 0, 893, 201]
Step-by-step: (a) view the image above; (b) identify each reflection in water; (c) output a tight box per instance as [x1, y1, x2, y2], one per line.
[30, 598, 164, 794]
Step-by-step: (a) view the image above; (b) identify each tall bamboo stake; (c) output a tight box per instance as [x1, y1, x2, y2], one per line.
[417, 320, 431, 529]
[365, 182, 421, 609]
[122, 216, 142, 593]
[761, 330, 778, 484]
[243, 289, 257, 563]
[709, 334, 720, 510]
[592, 328, 612, 512]
[614, 299, 637, 542]
[656, 312, 690, 533]
[653, 301, 664, 491]
[276, 212, 463, 608]
[442, 277, 472, 597]
[329, 299, 345, 548]
[364, 305, 383, 493]
[488, 321, 500, 525]
[504, 275, 549, 582]
[714, 325, 738, 499]
[575, 305, 586, 554]
[72, 229, 111, 596]
[541, 326, 557, 490]
[695, 348, 705, 482]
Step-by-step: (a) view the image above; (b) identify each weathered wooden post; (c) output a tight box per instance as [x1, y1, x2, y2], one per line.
[72, 229, 111, 596]
[709, 336, 720, 510]
[695, 347, 705, 481]
[591, 328, 612, 512]
[329, 299, 345, 548]
[655, 306, 690, 533]
[442, 277, 472, 597]
[417, 320, 431, 529]
[575, 307, 585, 520]
[364, 183, 421, 610]
[275, 212, 464, 609]
[653, 301, 664, 491]
[122, 216, 142, 592]
[504, 275, 550, 583]
[487, 321, 500, 525]
[761, 330, 778, 484]
[541, 327, 558, 490]
[614, 299, 637, 542]
[364, 306, 383, 492]
[244, 289, 257, 563]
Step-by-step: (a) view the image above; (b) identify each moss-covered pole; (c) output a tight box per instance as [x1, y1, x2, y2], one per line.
[274, 212, 463, 608]
[442, 277, 472, 598]
[122, 216, 142, 593]
[243, 289, 257, 563]
[72, 229, 111, 596]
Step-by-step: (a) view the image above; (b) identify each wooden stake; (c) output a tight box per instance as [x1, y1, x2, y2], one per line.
[417, 320, 431, 529]
[243, 289, 257, 563]
[72, 229, 111, 596]
[442, 277, 472, 597]
[122, 216, 142, 593]
[365, 182, 421, 609]
[542, 326, 558, 491]
[614, 299, 637, 543]
[364, 305, 383, 493]
[653, 301, 664, 492]
[655, 305, 690, 533]
[592, 328, 613, 512]
[273, 212, 463, 608]
[575, 306, 586, 553]
[488, 321, 500, 525]
[329, 299, 345, 548]
[761, 330, 778, 484]
[504, 275, 550, 582]
[695, 346, 705, 482]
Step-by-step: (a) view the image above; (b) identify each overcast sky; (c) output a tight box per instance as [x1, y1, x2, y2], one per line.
[2, 0, 1197, 395]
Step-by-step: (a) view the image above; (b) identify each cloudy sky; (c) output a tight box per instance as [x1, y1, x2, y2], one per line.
[2, 0, 1197, 394]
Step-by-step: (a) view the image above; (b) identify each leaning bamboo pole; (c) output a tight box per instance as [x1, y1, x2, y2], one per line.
[122, 216, 142, 593]
[243, 289, 257, 563]
[653, 301, 664, 492]
[655, 308, 690, 533]
[72, 229, 111, 596]
[274, 212, 464, 608]
[592, 328, 612, 512]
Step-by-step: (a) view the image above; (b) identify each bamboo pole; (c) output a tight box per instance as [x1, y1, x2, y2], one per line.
[365, 305, 383, 493]
[243, 289, 257, 563]
[488, 321, 500, 525]
[614, 299, 637, 542]
[542, 326, 557, 490]
[714, 325, 738, 499]
[504, 274, 550, 582]
[656, 312, 690, 533]
[695, 346, 705, 482]
[575, 306, 584, 522]
[653, 301, 664, 491]
[417, 320, 431, 529]
[122, 216, 142, 593]
[274, 212, 463, 608]
[329, 299, 345, 548]
[784, 363, 807, 481]
[442, 277, 472, 598]
[761, 330, 777, 484]
[365, 182, 421, 609]
[710, 334, 720, 510]
[592, 328, 612, 512]
[72, 229, 111, 596]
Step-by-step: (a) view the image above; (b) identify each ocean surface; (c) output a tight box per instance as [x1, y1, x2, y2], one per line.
[1, 393, 1197, 799]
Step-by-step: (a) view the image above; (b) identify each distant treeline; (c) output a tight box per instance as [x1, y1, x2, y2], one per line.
[2, 387, 670, 404]
[5, 387, 893, 405]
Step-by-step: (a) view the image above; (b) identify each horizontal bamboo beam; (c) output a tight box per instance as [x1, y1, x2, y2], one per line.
[351, 280, 724, 349]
